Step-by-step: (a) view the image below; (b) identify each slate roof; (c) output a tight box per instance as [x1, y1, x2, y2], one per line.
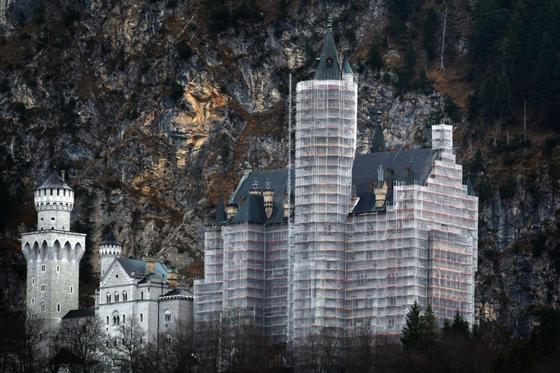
[314, 30, 341, 80]
[160, 288, 193, 298]
[62, 308, 95, 320]
[38, 172, 71, 190]
[116, 258, 169, 281]
[228, 149, 437, 222]
[229, 168, 294, 225]
[101, 231, 121, 246]
[342, 54, 353, 75]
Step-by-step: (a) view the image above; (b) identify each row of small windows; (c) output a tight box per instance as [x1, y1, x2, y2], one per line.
[106, 291, 130, 303]
[37, 189, 72, 197]
[36, 264, 60, 273]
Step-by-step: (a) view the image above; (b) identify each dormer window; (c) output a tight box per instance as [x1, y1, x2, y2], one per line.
[326, 57, 333, 66]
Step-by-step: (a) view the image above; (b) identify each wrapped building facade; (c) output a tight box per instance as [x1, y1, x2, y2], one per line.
[194, 29, 478, 344]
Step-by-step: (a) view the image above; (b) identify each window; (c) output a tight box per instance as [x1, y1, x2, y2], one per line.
[164, 310, 171, 322]
[41, 265, 46, 272]
[57, 304, 61, 313]
[31, 297, 35, 305]
[122, 291, 127, 301]
[40, 302, 46, 312]
[141, 292, 144, 300]
[40, 284, 46, 292]
[106, 293, 111, 303]
[122, 314, 125, 324]
[388, 319, 394, 328]
[140, 313, 143, 322]
[106, 316, 109, 325]
[70, 286, 73, 294]
[56, 265, 60, 273]
[51, 217, 55, 221]
[32, 277, 35, 286]
[114, 292, 119, 302]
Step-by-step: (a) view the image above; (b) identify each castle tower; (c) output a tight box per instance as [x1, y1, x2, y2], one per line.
[291, 22, 358, 339]
[100, 230, 122, 277]
[21, 171, 86, 356]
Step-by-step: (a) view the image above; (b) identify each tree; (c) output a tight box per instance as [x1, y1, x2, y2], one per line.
[451, 312, 470, 337]
[56, 316, 105, 372]
[419, 304, 438, 350]
[108, 317, 146, 373]
[17, 314, 47, 373]
[400, 301, 422, 350]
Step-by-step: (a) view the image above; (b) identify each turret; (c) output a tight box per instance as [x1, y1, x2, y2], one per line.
[34, 171, 73, 231]
[100, 231, 122, 277]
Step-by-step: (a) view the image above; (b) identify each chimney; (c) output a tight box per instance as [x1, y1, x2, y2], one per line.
[61, 170, 65, 182]
[143, 257, 156, 275]
[167, 267, 178, 288]
[263, 179, 274, 219]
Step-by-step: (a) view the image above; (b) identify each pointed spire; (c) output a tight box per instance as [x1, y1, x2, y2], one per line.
[342, 52, 353, 75]
[370, 120, 386, 153]
[101, 230, 121, 246]
[314, 18, 341, 80]
[215, 198, 226, 224]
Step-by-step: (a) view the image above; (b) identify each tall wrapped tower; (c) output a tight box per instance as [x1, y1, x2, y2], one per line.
[291, 23, 358, 339]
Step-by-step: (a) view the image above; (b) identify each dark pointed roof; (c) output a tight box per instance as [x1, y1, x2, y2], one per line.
[314, 30, 341, 80]
[371, 124, 386, 153]
[232, 193, 267, 224]
[38, 172, 71, 190]
[215, 198, 226, 225]
[342, 53, 353, 74]
[466, 174, 475, 196]
[116, 257, 169, 281]
[101, 231, 121, 246]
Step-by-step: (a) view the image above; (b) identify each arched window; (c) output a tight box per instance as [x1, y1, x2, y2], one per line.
[70, 286, 73, 294]
[140, 313, 143, 322]
[112, 311, 119, 325]
[40, 302, 46, 312]
[41, 265, 46, 272]
[164, 310, 171, 322]
[57, 304, 61, 313]
[141, 291, 144, 300]
[32, 277, 35, 286]
[56, 265, 60, 273]
[122, 291, 127, 301]
[31, 297, 35, 305]
[106, 293, 111, 303]
[106, 316, 109, 325]
[114, 292, 119, 302]
[122, 314, 125, 324]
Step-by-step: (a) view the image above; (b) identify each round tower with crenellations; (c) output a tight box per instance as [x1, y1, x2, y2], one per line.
[21, 171, 86, 357]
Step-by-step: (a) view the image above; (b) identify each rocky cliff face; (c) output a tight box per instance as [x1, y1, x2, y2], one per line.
[0, 0, 558, 333]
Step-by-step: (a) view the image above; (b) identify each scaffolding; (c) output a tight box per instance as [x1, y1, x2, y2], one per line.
[291, 77, 358, 339]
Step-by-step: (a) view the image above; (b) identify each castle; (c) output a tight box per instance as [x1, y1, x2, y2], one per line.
[194, 28, 478, 343]
[21, 25, 477, 357]
[21, 172, 193, 356]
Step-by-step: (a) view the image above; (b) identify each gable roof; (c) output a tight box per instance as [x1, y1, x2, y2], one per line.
[38, 172, 71, 190]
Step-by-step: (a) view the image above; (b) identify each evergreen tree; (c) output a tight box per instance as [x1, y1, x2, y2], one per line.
[419, 304, 438, 350]
[401, 301, 422, 350]
[368, 39, 384, 72]
[451, 311, 470, 337]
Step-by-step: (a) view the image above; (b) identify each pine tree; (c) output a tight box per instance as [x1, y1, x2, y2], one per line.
[401, 301, 422, 350]
[451, 311, 470, 337]
[419, 304, 438, 350]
